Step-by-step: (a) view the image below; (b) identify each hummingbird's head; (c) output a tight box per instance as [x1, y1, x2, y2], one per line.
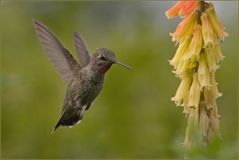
[92, 48, 132, 74]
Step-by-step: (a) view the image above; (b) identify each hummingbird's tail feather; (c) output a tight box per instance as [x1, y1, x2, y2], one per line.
[51, 106, 86, 133]
[52, 120, 62, 134]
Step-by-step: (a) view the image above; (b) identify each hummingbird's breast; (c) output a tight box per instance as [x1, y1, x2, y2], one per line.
[76, 69, 104, 107]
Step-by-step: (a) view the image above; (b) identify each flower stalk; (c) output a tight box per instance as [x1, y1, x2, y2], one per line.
[166, 0, 228, 147]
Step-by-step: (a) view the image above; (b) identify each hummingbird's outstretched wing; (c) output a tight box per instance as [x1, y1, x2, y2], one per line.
[73, 32, 91, 67]
[33, 19, 80, 83]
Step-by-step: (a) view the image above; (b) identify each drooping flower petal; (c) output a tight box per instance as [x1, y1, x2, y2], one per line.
[198, 51, 210, 89]
[201, 12, 215, 48]
[169, 36, 191, 69]
[174, 55, 188, 77]
[214, 43, 225, 63]
[171, 74, 192, 106]
[165, 1, 186, 19]
[204, 87, 217, 110]
[188, 73, 201, 108]
[210, 72, 222, 98]
[187, 24, 203, 61]
[203, 73, 221, 111]
[179, 0, 199, 17]
[205, 41, 224, 72]
[206, 3, 229, 41]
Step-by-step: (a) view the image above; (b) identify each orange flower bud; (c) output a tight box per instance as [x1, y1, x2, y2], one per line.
[180, 0, 199, 16]
[165, 0, 199, 19]
[170, 12, 197, 42]
[165, 1, 186, 19]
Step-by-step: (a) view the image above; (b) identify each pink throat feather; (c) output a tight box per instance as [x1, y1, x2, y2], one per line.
[99, 65, 111, 75]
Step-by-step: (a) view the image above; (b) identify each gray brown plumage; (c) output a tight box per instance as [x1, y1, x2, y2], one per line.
[33, 19, 132, 133]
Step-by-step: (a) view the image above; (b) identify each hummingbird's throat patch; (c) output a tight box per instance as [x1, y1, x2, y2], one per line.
[99, 64, 112, 74]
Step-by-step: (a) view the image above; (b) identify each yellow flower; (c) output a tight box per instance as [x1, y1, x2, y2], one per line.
[188, 73, 201, 108]
[214, 43, 225, 63]
[210, 72, 222, 98]
[174, 49, 198, 77]
[203, 73, 221, 111]
[206, 3, 229, 41]
[198, 51, 210, 89]
[174, 55, 187, 77]
[204, 87, 217, 110]
[205, 43, 224, 72]
[187, 24, 203, 61]
[169, 36, 191, 69]
[201, 12, 215, 48]
[171, 74, 192, 107]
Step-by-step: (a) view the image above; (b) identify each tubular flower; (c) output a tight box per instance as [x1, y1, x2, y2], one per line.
[210, 72, 222, 98]
[201, 12, 214, 48]
[205, 42, 225, 72]
[206, 3, 229, 41]
[169, 36, 191, 69]
[171, 74, 192, 107]
[188, 73, 201, 108]
[170, 12, 197, 43]
[188, 24, 203, 60]
[198, 51, 210, 89]
[166, 0, 199, 19]
[166, 0, 228, 147]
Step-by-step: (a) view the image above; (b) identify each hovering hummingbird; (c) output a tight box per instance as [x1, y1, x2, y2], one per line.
[33, 19, 132, 133]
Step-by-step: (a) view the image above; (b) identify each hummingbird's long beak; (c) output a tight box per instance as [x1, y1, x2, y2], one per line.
[114, 61, 132, 71]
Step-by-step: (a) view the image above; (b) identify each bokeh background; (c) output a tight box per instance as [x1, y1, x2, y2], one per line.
[1, 1, 238, 159]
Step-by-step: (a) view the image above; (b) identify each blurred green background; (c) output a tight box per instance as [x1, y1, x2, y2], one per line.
[1, 1, 238, 159]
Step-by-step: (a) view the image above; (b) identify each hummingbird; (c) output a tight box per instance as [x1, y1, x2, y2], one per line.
[33, 19, 132, 133]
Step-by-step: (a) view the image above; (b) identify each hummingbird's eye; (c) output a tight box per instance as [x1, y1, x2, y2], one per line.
[99, 55, 107, 61]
